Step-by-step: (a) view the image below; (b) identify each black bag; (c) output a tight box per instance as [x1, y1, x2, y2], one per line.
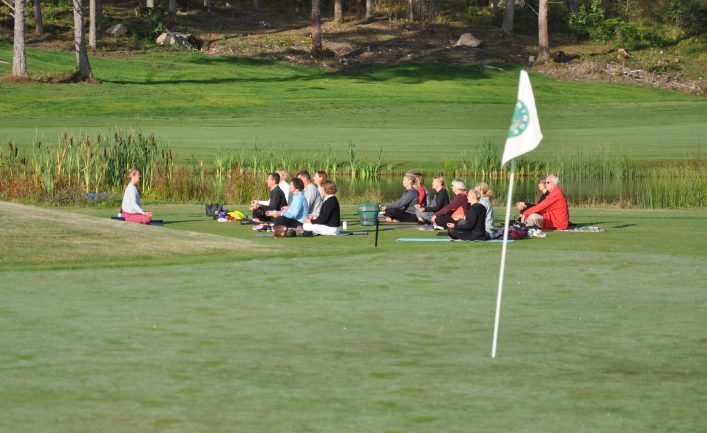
[205, 203, 223, 217]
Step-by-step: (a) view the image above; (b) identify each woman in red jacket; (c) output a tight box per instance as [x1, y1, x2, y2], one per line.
[521, 174, 569, 230]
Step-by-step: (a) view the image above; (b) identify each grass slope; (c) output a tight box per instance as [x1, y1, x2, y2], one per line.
[0, 201, 269, 269]
[1, 45, 705, 167]
[1, 203, 706, 432]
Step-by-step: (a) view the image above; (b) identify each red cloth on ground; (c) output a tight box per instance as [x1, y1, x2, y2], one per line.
[122, 210, 152, 224]
[522, 186, 569, 230]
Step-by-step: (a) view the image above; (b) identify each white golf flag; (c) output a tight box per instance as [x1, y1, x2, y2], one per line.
[501, 70, 543, 166]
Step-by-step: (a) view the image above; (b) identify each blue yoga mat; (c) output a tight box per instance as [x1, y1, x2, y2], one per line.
[396, 238, 514, 243]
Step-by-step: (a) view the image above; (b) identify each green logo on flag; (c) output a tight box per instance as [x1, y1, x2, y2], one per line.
[507, 100, 530, 138]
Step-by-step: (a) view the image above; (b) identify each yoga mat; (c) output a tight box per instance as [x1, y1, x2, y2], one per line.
[111, 217, 165, 226]
[396, 238, 514, 243]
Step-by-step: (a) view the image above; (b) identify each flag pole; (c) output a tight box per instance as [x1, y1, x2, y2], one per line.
[492, 159, 516, 359]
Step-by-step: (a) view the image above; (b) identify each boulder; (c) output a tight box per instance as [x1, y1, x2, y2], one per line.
[156, 31, 198, 49]
[455, 33, 481, 48]
[106, 23, 128, 36]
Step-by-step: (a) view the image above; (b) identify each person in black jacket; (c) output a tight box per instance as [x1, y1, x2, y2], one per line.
[302, 180, 341, 236]
[516, 177, 549, 213]
[415, 175, 450, 225]
[250, 173, 287, 222]
[447, 189, 488, 241]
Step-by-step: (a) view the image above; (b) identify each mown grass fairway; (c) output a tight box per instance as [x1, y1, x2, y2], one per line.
[1, 202, 705, 432]
[1, 44, 706, 168]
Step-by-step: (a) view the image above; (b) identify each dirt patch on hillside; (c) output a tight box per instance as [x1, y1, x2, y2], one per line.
[202, 18, 537, 71]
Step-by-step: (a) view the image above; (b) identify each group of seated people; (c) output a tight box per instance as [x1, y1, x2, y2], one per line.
[250, 168, 341, 236]
[381, 173, 497, 241]
[121, 165, 569, 240]
[381, 171, 569, 240]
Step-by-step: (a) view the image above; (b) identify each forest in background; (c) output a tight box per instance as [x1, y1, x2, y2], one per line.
[1, 0, 705, 91]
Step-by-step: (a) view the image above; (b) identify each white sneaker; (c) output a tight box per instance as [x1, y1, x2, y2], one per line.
[433, 225, 444, 230]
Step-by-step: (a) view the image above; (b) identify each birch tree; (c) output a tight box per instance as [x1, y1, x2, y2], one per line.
[537, 0, 550, 63]
[366, 0, 373, 20]
[73, 0, 93, 79]
[168, 0, 177, 14]
[34, 0, 44, 35]
[311, 0, 322, 55]
[89, 0, 97, 48]
[334, 0, 342, 22]
[3, 0, 28, 77]
[502, 0, 515, 34]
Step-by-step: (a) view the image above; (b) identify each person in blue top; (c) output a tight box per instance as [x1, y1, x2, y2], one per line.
[268, 177, 308, 229]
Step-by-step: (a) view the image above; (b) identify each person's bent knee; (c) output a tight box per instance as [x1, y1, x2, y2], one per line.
[526, 213, 543, 228]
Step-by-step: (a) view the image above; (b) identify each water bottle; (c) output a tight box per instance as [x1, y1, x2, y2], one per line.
[342, 220, 348, 230]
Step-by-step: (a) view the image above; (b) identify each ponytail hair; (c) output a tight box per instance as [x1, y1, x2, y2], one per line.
[474, 181, 494, 199]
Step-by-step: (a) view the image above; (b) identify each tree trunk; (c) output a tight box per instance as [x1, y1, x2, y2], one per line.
[408, 0, 414, 22]
[96, 0, 102, 31]
[73, 0, 93, 79]
[430, 0, 435, 17]
[168, 0, 177, 14]
[537, 0, 550, 64]
[502, 0, 515, 34]
[311, 0, 322, 55]
[253, 0, 260, 10]
[34, 0, 44, 36]
[12, 0, 27, 77]
[334, 0, 343, 22]
[566, 0, 579, 13]
[204, 0, 211, 10]
[365, 0, 372, 20]
[146, 0, 154, 8]
[491, 0, 500, 25]
[89, 0, 96, 48]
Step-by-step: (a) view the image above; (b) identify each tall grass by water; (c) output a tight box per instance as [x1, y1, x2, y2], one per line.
[0, 131, 704, 208]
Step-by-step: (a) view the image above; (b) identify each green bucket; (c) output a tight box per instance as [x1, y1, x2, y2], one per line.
[358, 202, 380, 226]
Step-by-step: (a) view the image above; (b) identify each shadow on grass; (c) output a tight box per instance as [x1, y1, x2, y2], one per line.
[101, 56, 494, 85]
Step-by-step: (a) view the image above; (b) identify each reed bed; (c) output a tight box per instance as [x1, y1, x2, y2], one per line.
[0, 132, 704, 208]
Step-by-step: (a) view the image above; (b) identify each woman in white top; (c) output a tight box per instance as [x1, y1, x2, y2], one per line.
[121, 168, 153, 224]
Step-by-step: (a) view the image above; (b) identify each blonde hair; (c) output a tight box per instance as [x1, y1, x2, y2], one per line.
[320, 180, 337, 195]
[474, 182, 494, 199]
[434, 176, 446, 187]
[403, 173, 417, 186]
[467, 189, 481, 201]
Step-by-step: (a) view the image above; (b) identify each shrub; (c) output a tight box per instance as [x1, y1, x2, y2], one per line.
[666, 0, 707, 36]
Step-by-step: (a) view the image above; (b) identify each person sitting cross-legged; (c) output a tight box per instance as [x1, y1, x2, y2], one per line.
[269, 178, 308, 229]
[516, 177, 549, 214]
[447, 189, 488, 241]
[298, 170, 323, 218]
[302, 180, 341, 236]
[121, 168, 153, 224]
[415, 175, 450, 226]
[381, 173, 419, 223]
[474, 181, 497, 238]
[250, 172, 287, 222]
[521, 174, 570, 230]
[430, 178, 468, 230]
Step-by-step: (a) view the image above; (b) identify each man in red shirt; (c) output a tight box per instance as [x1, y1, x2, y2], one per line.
[521, 174, 569, 230]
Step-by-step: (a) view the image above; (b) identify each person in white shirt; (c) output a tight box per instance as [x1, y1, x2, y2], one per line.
[120, 168, 152, 224]
[276, 168, 291, 204]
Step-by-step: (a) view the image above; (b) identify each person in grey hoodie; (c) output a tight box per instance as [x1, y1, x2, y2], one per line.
[474, 181, 496, 238]
[381, 173, 419, 222]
